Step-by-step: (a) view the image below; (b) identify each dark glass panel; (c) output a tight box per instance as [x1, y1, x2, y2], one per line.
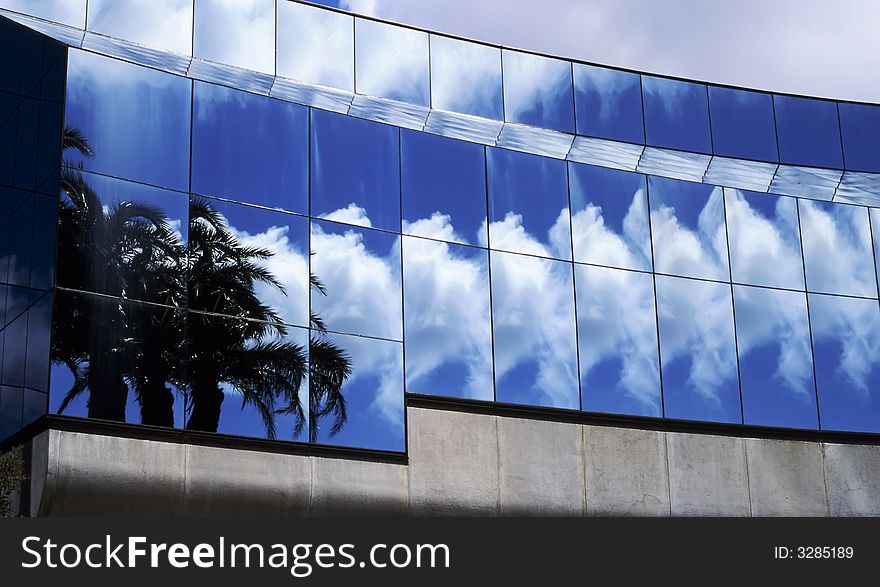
[57, 172, 188, 305]
[0, 385, 23, 440]
[192, 82, 308, 214]
[491, 250, 579, 409]
[4, 195, 33, 287]
[1, 307, 27, 387]
[29, 193, 58, 290]
[48, 290, 186, 428]
[21, 388, 47, 428]
[310, 109, 401, 232]
[575, 264, 661, 417]
[401, 130, 487, 246]
[708, 86, 778, 162]
[24, 292, 52, 392]
[642, 76, 711, 154]
[656, 275, 741, 424]
[64, 50, 191, 191]
[734, 285, 817, 429]
[402, 237, 492, 400]
[487, 148, 571, 260]
[774, 95, 843, 169]
[573, 64, 643, 144]
[838, 102, 880, 173]
[13, 98, 39, 191]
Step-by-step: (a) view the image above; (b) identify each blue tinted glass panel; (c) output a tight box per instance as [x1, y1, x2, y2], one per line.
[57, 172, 188, 304]
[401, 130, 486, 246]
[0, 386, 23, 440]
[734, 285, 817, 429]
[573, 64, 643, 144]
[725, 189, 804, 290]
[190, 197, 309, 328]
[22, 389, 47, 428]
[277, 1, 354, 91]
[1, 309, 26, 387]
[354, 19, 429, 107]
[310, 219, 402, 341]
[192, 82, 308, 214]
[64, 51, 191, 190]
[87, 0, 194, 55]
[310, 109, 400, 232]
[0, 0, 86, 28]
[839, 102, 880, 173]
[491, 250, 579, 409]
[774, 96, 843, 169]
[313, 331, 404, 451]
[488, 148, 571, 260]
[708, 86, 777, 162]
[799, 200, 877, 298]
[809, 293, 880, 433]
[24, 292, 52, 392]
[570, 163, 651, 271]
[642, 76, 711, 154]
[502, 50, 574, 133]
[49, 290, 186, 428]
[403, 237, 492, 400]
[193, 0, 274, 73]
[430, 35, 502, 120]
[656, 275, 740, 423]
[4, 196, 33, 288]
[576, 264, 660, 417]
[30, 194, 58, 291]
[649, 177, 729, 281]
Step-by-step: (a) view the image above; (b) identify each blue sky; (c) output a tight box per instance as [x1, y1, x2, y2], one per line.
[311, 0, 880, 103]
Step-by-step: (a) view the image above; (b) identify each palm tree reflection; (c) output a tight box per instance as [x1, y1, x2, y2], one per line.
[51, 128, 352, 441]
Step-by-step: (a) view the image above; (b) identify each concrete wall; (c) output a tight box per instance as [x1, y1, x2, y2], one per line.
[21, 407, 880, 516]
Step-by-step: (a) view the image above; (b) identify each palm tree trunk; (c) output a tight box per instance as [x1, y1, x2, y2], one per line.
[139, 378, 175, 428]
[186, 381, 224, 433]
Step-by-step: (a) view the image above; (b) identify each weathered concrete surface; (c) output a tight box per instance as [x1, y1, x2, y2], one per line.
[498, 418, 584, 516]
[585, 426, 670, 516]
[20, 408, 880, 517]
[823, 443, 880, 517]
[745, 439, 827, 517]
[310, 456, 408, 516]
[667, 433, 750, 517]
[181, 445, 311, 517]
[407, 408, 499, 516]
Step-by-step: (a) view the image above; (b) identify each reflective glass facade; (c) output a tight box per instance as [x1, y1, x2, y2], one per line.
[2, 2, 880, 449]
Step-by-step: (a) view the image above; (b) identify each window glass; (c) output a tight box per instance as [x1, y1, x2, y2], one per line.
[774, 95, 843, 169]
[403, 237, 492, 401]
[401, 130, 486, 246]
[649, 176, 729, 281]
[1, 305, 26, 387]
[310, 219, 402, 341]
[64, 50, 191, 191]
[656, 275, 740, 423]
[708, 86, 777, 162]
[57, 171, 188, 304]
[642, 76, 711, 154]
[809, 293, 880, 433]
[310, 109, 400, 232]
[576, 264, 660, 416]
[24, 292, 52, 392]
[799, 200, 877, 298]
[312, 331, 404, 452]
[355, 19, 429, 106]
[192, 82, 309, 214]
[0, 0, 86, 28]
[725, 189, 804, 290]
[838, 102, 880, 173]
[491, 250, 579, 409]
[87, 0, 194, 55]
[48, 290, 186, 429]
[193, 0, 274, 73]
[430, 35, 502, 120]
[487, 148, 571, 260]
[0, 386, 23, 440]
[3, 196, 33, 288]
[188, 197, 309, 329]
[573, 64, 643, 144]
[733, 285, 817, 429]
[502, 50, 574, 133]
[570, 163, 651, 272]
[277, 1, 354, 91]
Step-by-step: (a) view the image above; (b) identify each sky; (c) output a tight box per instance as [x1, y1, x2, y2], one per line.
[315, 0, 880, 103]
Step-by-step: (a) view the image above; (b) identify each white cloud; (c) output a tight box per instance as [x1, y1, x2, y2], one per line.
[429, 35, 502, 118]
[193, 0, 274, 73]
[354, 18, 429, 105]
[571, 188, 651, 271]
[0, 0, 86, 28]
[276, 1, 354, 90]
[502, 51, 572, 123]
[87, 0, 193, 55]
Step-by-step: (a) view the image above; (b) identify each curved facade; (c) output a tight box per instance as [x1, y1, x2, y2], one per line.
[1, 1, 880, 516]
